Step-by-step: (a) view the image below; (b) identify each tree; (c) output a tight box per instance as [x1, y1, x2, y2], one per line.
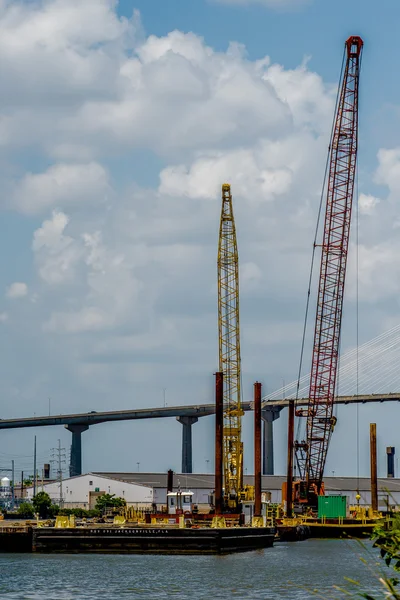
[18, 502, 34, 518]
[32, 491, 53, 518]
[366, 516, 400, 599]
[95, 494, 126, 512]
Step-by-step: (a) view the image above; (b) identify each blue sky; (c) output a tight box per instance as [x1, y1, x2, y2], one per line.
[0, 0, 400, 486]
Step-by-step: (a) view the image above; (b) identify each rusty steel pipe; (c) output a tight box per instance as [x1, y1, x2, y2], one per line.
[215, 372, 224, 515]
[370, 423, 378, 512]
[254, 382, 262, 517]
[286, 400, 295, 518]
[167, 469, 174, 494]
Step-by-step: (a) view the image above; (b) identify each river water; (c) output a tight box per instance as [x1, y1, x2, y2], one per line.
[0, 539, 391, 599]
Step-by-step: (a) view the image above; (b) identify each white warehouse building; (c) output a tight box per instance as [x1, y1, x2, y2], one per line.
[26, 473, 153, 509]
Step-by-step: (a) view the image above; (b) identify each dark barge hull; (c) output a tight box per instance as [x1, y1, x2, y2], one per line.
[306, 523, 376, 539]
[0, 527, 32, 553]
[32, 526, 275, 555]
[277, 525, 310, 542]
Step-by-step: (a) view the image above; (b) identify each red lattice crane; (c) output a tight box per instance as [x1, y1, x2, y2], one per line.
[295, 36, 363, 507]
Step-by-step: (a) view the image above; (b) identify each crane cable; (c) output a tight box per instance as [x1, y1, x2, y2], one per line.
[355, 52, 362, 494]
[294, 47, 346, 444]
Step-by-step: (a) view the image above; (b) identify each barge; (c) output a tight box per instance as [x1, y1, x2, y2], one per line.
[33, 524, 275, 554]
[305, 518, 379, 539]
[276, 515, 383, 540]
[0, 524, 275, 555]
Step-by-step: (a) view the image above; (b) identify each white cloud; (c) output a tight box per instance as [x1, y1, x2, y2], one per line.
[0, 0, 142, 104]
[62, 31, 294, 157]
[0, 312, 8, 323]
[357, 242, 400, 302]
[32, 210, 83, 284]
[0, 4, 335, 352]
[44, 306, 110, 334]
[13, 162, 110, 214]
[159, 136, 313, 202]
[346, 148, 400, 303]
[240, 262, 262, 293]
[375, 148, 400, 201]
[6, 282, 28, 298]
[38, 225, 143, 334]
[359, 193, 380, 215]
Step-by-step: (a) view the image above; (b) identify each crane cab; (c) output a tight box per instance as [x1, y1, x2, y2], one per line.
[282, 481, 325, 514]
[167, 491, 194, 515]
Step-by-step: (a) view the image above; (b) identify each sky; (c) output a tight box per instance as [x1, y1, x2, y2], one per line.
[1, 0, 400, 482]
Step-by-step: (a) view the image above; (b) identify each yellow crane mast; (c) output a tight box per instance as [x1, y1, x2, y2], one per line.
[217, 183, 244, 511]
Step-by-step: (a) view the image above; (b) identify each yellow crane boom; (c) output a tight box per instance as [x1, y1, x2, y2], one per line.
[217, 183, 244, 511]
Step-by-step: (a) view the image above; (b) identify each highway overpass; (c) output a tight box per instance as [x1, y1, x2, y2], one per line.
[1, 393, 398, 477]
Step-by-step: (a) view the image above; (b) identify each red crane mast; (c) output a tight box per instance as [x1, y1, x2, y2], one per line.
[295, 36, 363, 504]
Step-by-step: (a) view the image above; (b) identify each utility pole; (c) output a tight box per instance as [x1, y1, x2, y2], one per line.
[286, 400, 295, 518]
[370, 423, 378, 513]
[51, 440, 66, 508]
[11, 460, 15, 509]
[33, 435, 37, 497]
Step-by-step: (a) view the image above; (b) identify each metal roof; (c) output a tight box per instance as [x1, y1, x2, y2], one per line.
[93, 472, 400, 493]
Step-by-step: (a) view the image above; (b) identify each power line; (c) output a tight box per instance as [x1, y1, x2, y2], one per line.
[50, 440, 66, 508]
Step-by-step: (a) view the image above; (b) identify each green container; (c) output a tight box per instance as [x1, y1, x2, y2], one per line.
[318, 495, 348, 518]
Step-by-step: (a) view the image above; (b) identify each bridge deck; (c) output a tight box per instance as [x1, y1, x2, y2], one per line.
[0, 393, 398, 430]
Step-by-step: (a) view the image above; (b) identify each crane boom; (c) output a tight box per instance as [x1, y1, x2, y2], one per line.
[217, 183, 244, 510]
[296, 36, 363, 501]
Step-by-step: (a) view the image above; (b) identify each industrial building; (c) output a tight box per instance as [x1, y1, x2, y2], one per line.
[25, 474, 153, 509]
[94, 473, 400, 510]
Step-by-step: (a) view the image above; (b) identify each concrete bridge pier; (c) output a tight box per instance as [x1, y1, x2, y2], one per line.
[176, 416, 198, 474]
[65, 424, 89, 477]
[261, 406, 283, 475]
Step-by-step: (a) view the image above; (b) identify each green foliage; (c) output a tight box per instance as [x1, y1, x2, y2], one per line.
[32, 491, 53, 518]
[372, 516, 400, 573]
[17, 502, 34, 518]
[95, 494, 126, 512]
[57, 507, 101, 518]
[361, 516, 400, 599]
[48, 504, 59, 518]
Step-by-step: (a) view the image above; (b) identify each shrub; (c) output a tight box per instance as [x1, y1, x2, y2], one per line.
[17, 502, 34, 518]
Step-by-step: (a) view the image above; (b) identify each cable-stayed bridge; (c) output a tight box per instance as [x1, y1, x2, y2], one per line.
[264, 323, 400, 401]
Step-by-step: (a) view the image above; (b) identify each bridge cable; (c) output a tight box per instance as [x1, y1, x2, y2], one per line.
[266, 322, 400, 400]
[356, 130, 360, 495]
